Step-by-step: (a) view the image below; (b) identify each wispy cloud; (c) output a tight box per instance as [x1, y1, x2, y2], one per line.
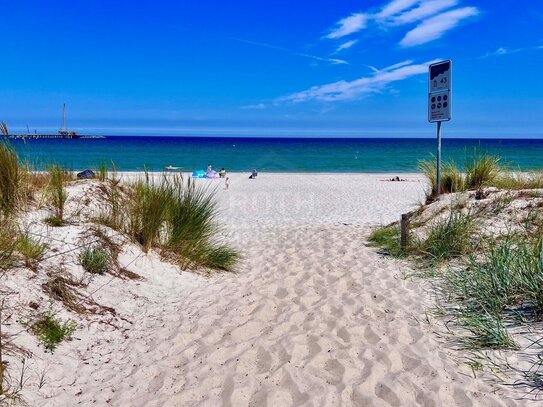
[326, 13, 368, 39]
[324, 0, 479, 48]
[390, 0, 458, 25]
[229, 37, 348, 65]
[279, 59, 438, 103]
[481, 45, 542, 59]
[377, 0, 420, 19]
[241, 103, 266, 110]
[336, 39, 358, 52]
[400, 6, 479, 46]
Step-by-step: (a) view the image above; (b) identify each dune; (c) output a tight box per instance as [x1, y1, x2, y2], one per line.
[2, 173, 525, 406]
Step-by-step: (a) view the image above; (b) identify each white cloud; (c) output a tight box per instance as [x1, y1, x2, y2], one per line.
[326, 13, 368, 39]
[336, 39, 358, 52]
[324, 1, 478, 48]
[390, 0, 458, 25]
[279, 60, 438, 103]
[377, 0, 420, 19]
[400, 6, 479, 47]
[241, 103, 266, 110]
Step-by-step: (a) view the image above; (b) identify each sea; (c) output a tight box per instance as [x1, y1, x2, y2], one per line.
[8, 136, 543, 173]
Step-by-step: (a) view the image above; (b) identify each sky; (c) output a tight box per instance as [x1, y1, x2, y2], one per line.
[1, 0, 542, 137]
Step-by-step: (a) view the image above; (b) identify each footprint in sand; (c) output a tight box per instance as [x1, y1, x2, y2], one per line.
[256, 346, 272, 374]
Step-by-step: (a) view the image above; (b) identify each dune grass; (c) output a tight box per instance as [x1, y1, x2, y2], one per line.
[96, 161, 108, 182]
[417, 152, 543, 199]
[46, 165, 68, 225]
[0, 220, 16, 270]
[127, 174, 175, 252]
[107, 173, 240, 271]
[368, 225, 404, 257]
[165, 178, 239, 270]
[417, 210, 474, 264]
[465, 154, 502, 190]
[0, 142, 28, 216]
[15, 233, 46, 270]
[418, 158, 465, 197]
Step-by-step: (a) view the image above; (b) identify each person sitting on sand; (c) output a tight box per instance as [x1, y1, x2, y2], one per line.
[249, 169, 258, 179]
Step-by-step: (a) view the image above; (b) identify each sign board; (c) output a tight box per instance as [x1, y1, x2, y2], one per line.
[428, 60, 452, 122]
[429, 60, 451, 92]
[428, 90, 451, 122]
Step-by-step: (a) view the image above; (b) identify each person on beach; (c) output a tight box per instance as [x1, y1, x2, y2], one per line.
[219, 168, 226, 178]
[224, 177, 230, 190]
[249, 169, 258, 179]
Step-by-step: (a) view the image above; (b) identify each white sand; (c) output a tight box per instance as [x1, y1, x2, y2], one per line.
[4, 173, 526, 406]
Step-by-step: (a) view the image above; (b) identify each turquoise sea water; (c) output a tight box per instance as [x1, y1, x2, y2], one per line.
[8, 136, 543, 173]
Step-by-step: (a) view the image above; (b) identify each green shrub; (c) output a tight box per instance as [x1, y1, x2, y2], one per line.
[30, 309, 77, 352]
[79, 247, 109, 274]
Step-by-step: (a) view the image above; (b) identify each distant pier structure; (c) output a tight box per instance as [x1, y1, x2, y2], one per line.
[4, 104, 104, 139]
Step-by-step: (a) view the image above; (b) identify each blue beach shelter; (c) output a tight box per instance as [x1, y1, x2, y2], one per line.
[192, 170, 206, 178]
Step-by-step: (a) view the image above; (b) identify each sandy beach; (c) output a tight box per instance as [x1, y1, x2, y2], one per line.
[4, 172, 525, 406]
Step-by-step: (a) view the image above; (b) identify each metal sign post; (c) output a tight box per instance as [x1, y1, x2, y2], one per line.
[428, 60, 452, 196]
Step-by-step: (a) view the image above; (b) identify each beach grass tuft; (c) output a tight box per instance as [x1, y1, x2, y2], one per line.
[418, 158, 465, 197]
[46, 165, 68, 223]
[127, 173, 174, 252]
[79, 247, 109, 275]
[418, 210, 474, 263]
[15, 233, 46, 270]
[0, 141, 27, 216]
[368, 225, 404, 257]
[465, 154, 502, 190]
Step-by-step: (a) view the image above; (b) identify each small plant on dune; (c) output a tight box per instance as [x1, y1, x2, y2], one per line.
[465, 154, 502, 190]
[30, 307, 77, 352]
[79, 246, 109, 275]
[15, 233, 46, 270]
[46, 165, 68, 225]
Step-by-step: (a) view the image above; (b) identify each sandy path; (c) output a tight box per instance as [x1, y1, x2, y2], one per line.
[25, 173, 523, 406]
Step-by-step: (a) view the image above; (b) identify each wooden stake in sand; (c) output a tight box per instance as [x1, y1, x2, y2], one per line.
[401, 213, 410, 251]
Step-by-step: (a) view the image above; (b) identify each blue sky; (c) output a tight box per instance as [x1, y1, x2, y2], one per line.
[1, 0, 542, 137]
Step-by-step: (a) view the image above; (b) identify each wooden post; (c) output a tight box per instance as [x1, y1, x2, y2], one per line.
[401, 213, 410, 251]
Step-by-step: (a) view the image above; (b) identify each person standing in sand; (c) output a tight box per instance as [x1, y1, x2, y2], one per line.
[224, 176, 230, 190]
